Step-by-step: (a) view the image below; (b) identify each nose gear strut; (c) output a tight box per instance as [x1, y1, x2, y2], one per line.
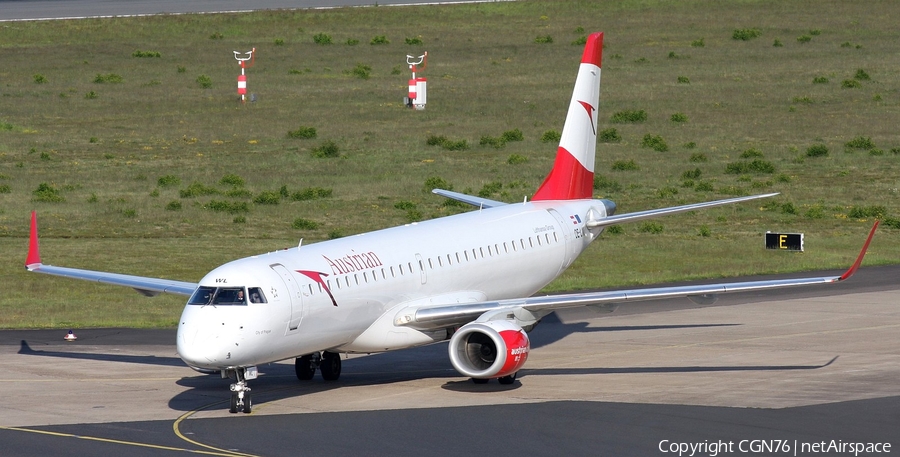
[225, 366, 257, 414]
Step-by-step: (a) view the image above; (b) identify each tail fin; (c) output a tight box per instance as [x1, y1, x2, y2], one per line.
[532, 32, 603, 201]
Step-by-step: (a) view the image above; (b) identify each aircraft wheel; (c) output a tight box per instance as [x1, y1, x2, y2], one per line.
[295, 355, 316, 380]
[498, 372, 517, 385]
[229, 393, 239, 413]
[471, 377, 489, 384]
[242, 393, 252, 414]
[320, 351, 342, 381]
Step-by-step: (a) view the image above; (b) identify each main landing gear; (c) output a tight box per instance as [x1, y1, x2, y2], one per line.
[471, 372, 518, 385]
[225, 366, 257, 414]
[295, 351, 342, 381]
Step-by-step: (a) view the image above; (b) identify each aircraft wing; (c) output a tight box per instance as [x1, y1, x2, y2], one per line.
[396, 221, 879, 330]
[24, 212, 197, 297]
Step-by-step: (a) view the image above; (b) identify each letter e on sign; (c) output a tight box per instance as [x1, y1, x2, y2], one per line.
[765, 232, 804, 251]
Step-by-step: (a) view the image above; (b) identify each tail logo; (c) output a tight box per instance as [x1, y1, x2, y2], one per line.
[578, 100, 596, 136]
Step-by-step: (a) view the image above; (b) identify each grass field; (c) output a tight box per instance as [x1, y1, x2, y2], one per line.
[1, 0, 899, 328]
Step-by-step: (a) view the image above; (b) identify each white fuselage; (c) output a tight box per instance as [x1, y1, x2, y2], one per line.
[176, 199, 609, 370]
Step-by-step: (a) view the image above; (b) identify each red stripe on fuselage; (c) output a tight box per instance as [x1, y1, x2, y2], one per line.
[531, 147, 594, 201]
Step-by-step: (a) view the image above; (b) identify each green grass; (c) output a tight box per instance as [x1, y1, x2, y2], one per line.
[1, 0, 900, 328]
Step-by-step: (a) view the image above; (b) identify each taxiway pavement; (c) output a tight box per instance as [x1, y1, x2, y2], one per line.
[1, 265, 898, 456]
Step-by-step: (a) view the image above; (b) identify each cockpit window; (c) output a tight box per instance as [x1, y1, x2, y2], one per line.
[248, 287, 267, 304]
[213, 288, 246, 305]
[187, 287, 249, 306]
[188, 286, 215, 306]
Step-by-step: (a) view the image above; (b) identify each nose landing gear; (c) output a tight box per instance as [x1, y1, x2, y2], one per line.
[225, 366, 257, 414]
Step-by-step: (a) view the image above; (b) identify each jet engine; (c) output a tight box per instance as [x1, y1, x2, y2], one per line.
[448, 320, 530, 379]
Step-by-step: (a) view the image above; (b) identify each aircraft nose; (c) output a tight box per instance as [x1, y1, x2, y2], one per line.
[177, 317, 224, 369]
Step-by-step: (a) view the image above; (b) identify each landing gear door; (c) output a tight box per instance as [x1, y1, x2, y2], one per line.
[270, 263, 303, 333]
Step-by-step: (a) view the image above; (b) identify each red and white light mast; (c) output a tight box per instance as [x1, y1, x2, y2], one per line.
[234, 48, 256, 103]
[405, 52, 427, 110]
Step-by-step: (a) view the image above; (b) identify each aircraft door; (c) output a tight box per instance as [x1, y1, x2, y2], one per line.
[270, 263, 304, 332]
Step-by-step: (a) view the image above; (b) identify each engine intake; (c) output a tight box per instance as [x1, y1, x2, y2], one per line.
[448, 320, 530, 379]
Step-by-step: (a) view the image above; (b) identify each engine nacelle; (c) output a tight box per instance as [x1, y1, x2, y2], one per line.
[448, 320, 530, 379]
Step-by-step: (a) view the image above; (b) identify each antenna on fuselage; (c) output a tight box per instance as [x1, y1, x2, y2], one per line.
[298, 238, 303, 250]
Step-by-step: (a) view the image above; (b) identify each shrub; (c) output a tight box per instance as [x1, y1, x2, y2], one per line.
[33, 74, 47, 84]
[725, 159, 775, 174]
[691, 38, 704, 47]
[291, 187, 332, 201]
[641, 134, 669, 152]
[0, 184, 10, 194]
[812, 76, 829, 84]
[845, 136, 875, 150]
[841, 79, 861, 88]
[348, 63, 372, 79]
[534, 35, 553, 44]
[797, 35, 811, 44]
[689, 153, 707, 162]
[610, 110, 647, 123]
[478, 181, 503, 198]
[599, 128, 621, 143]
[196, 75, 212, 89]
[84, 91, 98, 99]
[670, 113, 688, 123]
[370, 35, 390, 45]
[740, 148, 764, 158]
[732, 28, 761, 41]
[426, 135, 448, 146]
[313, 33, 332, 45]
[698, 225, 711, 237]
[612, 160, 640, 171]
[639, 221, 664, 234]
[179, 182, 219, 198]
[443, 139, 469, 151]
[507, 154, 528, 165]
[571, 35, 587, 46]
[132, 50, 161, 57]
[480, 136, 505, 149]
[848, 205, 886, 219]
[157, 175, 180, 187]
[405, 37, 423, 45]
[423, 176, 452, 192]
[682, 168, 702, 180]
[253, 191, 280, 205]
[773, 39, 783, 47]
[165, 200, 182, 211]
[288, 126, 317, 139]
[311, 140, 340, 158]
[209, 32, 223, 40]
[677, 76, 690, 84]
[540, 130, 561, 143]
[394, 200, 416, 211]
[501, 128, 524, 143]
[225, 188, 251, 198]
[94, 73, 123, 83]
[606, 225, 624, 235]
[32, 183, 64, 202]
[854, 69, 871, 81]
[657, 186, 679, 198]
[220, 174, 244, 187]
[593, 175, 622, 192]
[346, 39, 359, 46]
[806, 144, 829, 157]
[869, 148, 885, 156]
[292, 218, 320, 230]
[695, 181, 714, 192]
[274, 38, 284, 46]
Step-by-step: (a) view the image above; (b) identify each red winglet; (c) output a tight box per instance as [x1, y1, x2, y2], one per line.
[838, 220, 879, 281]
[581, 32, 603, 67]
[25, 211, 41, 268]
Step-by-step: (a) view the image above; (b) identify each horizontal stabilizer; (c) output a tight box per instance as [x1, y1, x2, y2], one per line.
[586, 193, 779, 228]
[432, 189, 507, 209]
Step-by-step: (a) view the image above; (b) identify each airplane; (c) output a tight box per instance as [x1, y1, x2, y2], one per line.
[25, 32, 878, 414]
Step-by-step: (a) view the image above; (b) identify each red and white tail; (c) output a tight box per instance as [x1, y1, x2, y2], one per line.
[532, 32, 603, 201]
